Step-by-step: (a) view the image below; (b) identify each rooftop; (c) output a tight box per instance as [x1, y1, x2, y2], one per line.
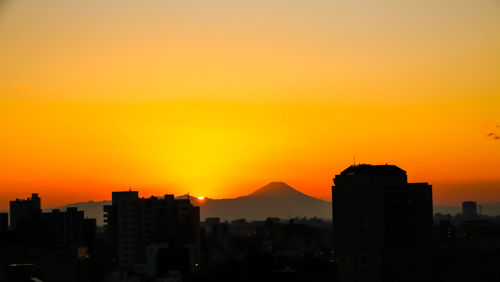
[340, 164, 406, 176]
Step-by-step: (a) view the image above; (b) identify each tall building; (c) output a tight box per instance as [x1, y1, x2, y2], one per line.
[7, 193, 95, 247]
[9, 193, 41, 231]
[462, 201, 478, 221]
[332, 164, 433, 282]
[40, 207, 96, 247]
[104, 191, 200, 274]
[2, 194, 95, 282]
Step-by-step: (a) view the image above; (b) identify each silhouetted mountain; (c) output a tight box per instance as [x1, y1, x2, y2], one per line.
[188, 182, 332, 221]
[247, 182, 317, 199]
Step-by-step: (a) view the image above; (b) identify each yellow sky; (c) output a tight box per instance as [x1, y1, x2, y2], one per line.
[1, 0, 499, 208]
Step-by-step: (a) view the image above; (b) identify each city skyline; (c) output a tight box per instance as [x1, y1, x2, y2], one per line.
[0, 159, 499, 210]
[2, 1, 500, 281]
[3, 163, 499, 282]
[2, 171, 499, 221]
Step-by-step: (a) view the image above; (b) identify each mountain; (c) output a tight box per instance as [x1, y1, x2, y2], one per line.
[246, 182, 318, 199]
[191, 182, 332, 221]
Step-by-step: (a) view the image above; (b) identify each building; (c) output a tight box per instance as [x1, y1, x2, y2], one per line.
[103, 191, 200, 274]
[9, 193, 41, 232]
[201, 217, 230, 264]
[462, 201, 478, 221]
[39, 207, 96, 247]
[332, 164, 433, 282]
[8, 194, 95, 248]
[0, 213, 7, 233]
[1, 194, 95, 282]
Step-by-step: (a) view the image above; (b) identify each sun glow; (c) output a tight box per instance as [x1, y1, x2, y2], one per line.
[198, 197, 205, 200]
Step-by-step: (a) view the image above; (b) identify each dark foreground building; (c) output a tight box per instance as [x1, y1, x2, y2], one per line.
[10, 193, 41, 232]
[0, 194, 95, 282]
[332, 164, 433, 282]
[103, 191, 200, 278]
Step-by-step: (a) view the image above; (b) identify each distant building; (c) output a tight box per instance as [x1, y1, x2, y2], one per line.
[434, 212, 453, 225]
[462, 201, 478, 221]
[433, 219, 500, 282]
[201, 217, 230, 262]
[9, 193, 41, 231]
[205, 217, 221, 225]
[104, 191, 200, 274]
[332, 164, 433, 282]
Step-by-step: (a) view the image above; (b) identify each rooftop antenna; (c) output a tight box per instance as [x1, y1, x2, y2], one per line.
[353, 155, 356, 166]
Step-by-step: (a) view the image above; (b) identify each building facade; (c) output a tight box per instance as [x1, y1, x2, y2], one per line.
[332, 164, 433, 282]
[9, 193, 41, 232]
[2, 194, 95, 282]
[104, 191, 200, 274]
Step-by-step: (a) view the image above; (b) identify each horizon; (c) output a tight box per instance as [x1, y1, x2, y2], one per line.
[3, 176, 500, 213]
[1, 162, 499, 209]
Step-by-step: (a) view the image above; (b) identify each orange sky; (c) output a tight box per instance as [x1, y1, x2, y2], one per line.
[1, 0, 499, 209]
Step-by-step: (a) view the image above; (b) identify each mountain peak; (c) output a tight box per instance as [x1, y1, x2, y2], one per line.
[247, 182, 308, 198]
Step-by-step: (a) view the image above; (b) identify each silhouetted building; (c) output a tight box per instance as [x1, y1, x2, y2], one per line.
[9, 193, 41, 232]
[332, 164, 433, 282]
[8, 194, 95, 248]
[433, 219, 500, 282]
[205, 217, 221, 226]
[1, 245, 91, 282]
[434, 219, 456, 246]
[201, 217, 230, 265]
[434, 212, 453, 225]
[1, 194, 95, 282]
[103, 191, 200, 275]
[39, 207, 96, 247]
[462, 201, 478, 221]
[0, 213, 7, 233]
[203, 217, 228, 242]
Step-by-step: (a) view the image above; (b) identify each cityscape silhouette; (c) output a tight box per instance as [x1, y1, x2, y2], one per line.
[1, 164, 500, 281]
[1, 0, 499, 281]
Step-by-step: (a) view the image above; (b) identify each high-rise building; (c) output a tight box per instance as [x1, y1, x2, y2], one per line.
[332, 164, 433, 282]
[104, 191, 200, 274]
[7, 194, 95, 248]
[462, 201, 478, 221]
[40, 207, 95, 247]
[9, 193, 41, 231]
[2, 194, 95, 282]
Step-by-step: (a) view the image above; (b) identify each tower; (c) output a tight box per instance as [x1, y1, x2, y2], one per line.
[332, 164, 433, 282]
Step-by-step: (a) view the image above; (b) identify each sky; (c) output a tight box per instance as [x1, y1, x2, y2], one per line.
[1, 0, 499, 209]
